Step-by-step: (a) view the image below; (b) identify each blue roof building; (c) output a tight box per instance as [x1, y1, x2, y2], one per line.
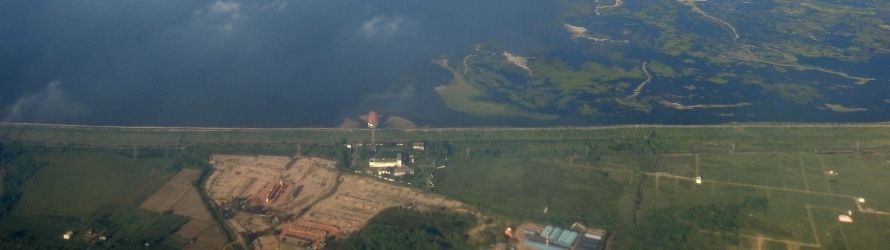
[523, 225, 580, 250]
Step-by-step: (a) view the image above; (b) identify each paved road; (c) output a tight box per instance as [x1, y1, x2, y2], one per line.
[4, 121, 890, 133]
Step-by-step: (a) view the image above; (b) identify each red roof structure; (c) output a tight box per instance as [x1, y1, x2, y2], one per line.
[367, 111, 379, 128]
[279, 220, 340, 247]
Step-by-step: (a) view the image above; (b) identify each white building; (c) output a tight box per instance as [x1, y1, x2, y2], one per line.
[392, 168, 415, 177]
[369, 153, 402, 168]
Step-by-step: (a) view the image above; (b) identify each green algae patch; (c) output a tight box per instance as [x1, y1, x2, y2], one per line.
[648, 60, 677, 78]
[801, 1, 876, 15]
[434, 60, 557, 120]
[762, 83, 821, 104]
[531, 60, 642, 95]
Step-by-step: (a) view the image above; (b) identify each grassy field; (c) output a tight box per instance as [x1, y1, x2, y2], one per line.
[3, 123, 890, 249]
[422, 128, 890, 249]
[0, 148, 188, 249]
[17, 152, 174, 217]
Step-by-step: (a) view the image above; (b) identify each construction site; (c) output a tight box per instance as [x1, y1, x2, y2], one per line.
[204, 154, 490, 249]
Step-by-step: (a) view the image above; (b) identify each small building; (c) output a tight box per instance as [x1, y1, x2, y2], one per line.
[62, 231, 74, 240]
[412, 142, 425, 151]
[838, 214, 854, 223]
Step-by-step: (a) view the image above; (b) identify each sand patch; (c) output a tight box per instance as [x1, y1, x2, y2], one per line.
[660, 100, 752, 110]
[823, 103, 867, 113]
[503, 51, 533, 76]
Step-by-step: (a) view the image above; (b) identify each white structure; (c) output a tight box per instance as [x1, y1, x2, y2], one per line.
[695, 176, 702, 184]
[392, 168, 415, 177]
[369, 153, 402, 168]
[838, 214, 854, 223]
[858, 197, 866, 203]
[63, 231, 73, 240]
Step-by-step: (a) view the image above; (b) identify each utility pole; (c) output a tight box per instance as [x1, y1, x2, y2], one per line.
[371, 130, 376, 152]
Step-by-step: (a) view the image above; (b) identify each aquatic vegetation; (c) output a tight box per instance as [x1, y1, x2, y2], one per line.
[434, 59, 557, 120]
[721, 53, 874, 85]
[531, 60, 642, 95]
[647, 60, 677, 78]
[430, 0, 886, 123]
[761, 83, 821, 104]
[706, 72, 737, 85]
[577, 104, 600, 116]
[800, 1, 877, 15]
[615, 97, 653, 112]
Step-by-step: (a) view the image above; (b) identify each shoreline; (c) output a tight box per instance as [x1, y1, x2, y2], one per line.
[4, 121, 890, 132]
[719, 55, 875, 85]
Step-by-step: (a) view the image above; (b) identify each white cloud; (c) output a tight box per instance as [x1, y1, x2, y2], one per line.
[195, 1, 244, 33]
[360, 15, 405, 38]
[2, 81, 87, 123]
[209, 1, 240, 17]
[259, 0, 290, 12]
[193, 0, 294, 34]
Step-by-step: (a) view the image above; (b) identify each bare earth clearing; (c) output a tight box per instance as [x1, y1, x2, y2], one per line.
[140, 169, 227, 250]
[205, 155, 491, 249]
[205, 155, 338, 232]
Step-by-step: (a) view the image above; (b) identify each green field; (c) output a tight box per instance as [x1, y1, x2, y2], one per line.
[425, 129, 890, 249]
[0, 146, 189, 249]
[3, 123, 890, 249]
[328, 206, 482, 250]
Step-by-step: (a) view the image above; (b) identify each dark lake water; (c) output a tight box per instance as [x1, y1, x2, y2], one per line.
[1, 0, 887, 127]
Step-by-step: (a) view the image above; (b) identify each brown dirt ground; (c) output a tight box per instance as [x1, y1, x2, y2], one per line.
[204, 155, 340, 248]
[205, 155, 337, 214]
[140, 169, 200, 212]
[141, 169, 227, 250]
[302, 174, 468, 235]
[205, 155, 494, 249]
